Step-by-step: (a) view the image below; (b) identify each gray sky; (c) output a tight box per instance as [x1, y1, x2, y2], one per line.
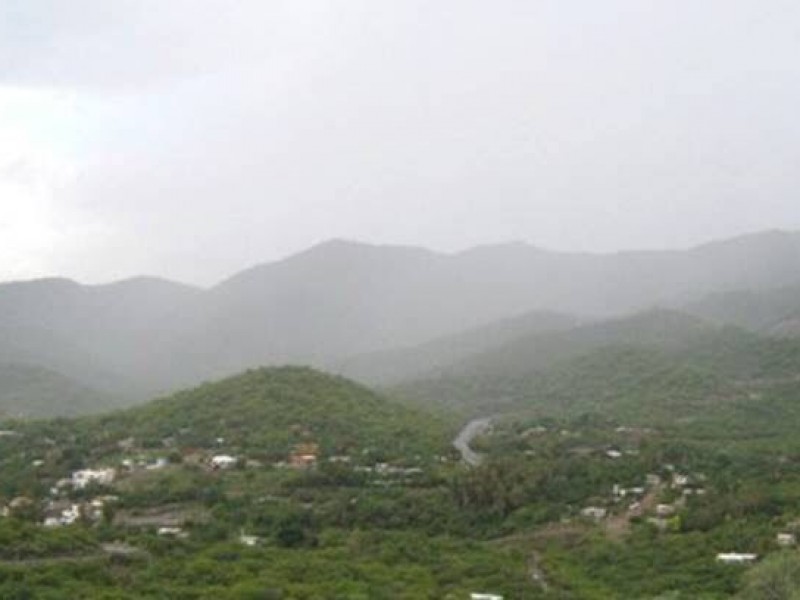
[2, 0, 800, 286]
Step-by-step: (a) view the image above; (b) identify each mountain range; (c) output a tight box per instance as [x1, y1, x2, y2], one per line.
[1, 229, 800, 415]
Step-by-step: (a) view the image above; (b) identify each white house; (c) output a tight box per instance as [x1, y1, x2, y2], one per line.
[656, 504, 676, 518]
[777, 533, 797, 547]
[210, 455, 238, 470]
[60, 504, 81, 525]
[146, 458, 169, 471]
[471, 594, 503, 600]
[239, 532, 260, 547]
[43, 517, 62, 528]
[71, 468, 116, 489]
[581, 506, 607, 520]
[44, 503, 81, 527]
[672, 473, 690, 488]
[716, 553, 758, 565]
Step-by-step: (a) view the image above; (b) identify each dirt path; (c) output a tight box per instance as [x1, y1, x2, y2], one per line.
[605, 485, 662, 540]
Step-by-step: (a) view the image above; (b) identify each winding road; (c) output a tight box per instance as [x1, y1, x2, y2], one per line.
[453, 417, 492, 466]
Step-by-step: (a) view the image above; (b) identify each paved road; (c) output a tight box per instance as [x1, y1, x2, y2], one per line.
[453, 417, 492, 466]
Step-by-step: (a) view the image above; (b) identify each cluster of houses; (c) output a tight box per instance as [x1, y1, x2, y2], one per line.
[43, 495, 118, 528]
[575, 463, 800, 565]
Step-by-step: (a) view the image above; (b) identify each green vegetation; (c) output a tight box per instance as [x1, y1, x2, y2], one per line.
[2, 307, 800, 597]
[94, 366, 451, 460]
[0, 367, 531, 598]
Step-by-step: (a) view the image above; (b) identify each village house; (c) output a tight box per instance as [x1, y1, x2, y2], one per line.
[328, 455, 352, 464]
[210, 455, 238, 470]
[72, 468, 116, 489]
[289, 442, 319, 469]
[158, 526, 188, 538]
[43, 501, 81, 527]
[613, 484, 645, 500]
[239, 531, 260, 547]
[580, 506, 607, 520]
[656, 504, 676, 518]
[716, 553, 758, 565]
[672, 473, 690, 488]
[471, 594, 503, 600]
[777, 533, 797, 547]
[146, 457, 170, 470]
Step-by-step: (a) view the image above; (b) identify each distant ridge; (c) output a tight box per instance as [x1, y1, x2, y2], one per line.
[0, 229, 799, 414]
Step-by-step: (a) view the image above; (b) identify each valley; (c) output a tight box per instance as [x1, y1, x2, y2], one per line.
[1, 234, 800, 597]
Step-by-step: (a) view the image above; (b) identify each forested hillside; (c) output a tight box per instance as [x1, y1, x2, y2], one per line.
[2, 231, 800, 415]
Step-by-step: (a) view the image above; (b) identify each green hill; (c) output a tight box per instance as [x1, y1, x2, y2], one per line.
[335, 309, 580, 385]
[91, 366, 450, 461]
[446, 309, 713, 380]
[395, 311, 800, 429]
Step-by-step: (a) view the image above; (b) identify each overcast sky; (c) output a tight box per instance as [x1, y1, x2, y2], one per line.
[1, 1, 799, 286]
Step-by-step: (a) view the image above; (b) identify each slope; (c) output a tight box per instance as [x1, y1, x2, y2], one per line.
[685, 284, 800, 336]
[394, 310, 800, 425]
[91, 366, 450, 460]
[0, 276, 202, 398]
[2, 230, 800, 411]
[0, 363, 117, 418]
[334, 309, 581, 385]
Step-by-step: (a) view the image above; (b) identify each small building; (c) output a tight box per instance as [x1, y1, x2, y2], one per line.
[777, 533, 797, 547]
[672, 474, 690, 488]
[239, 532, 260, 547]
[43, 502, 81, 527]
[580, 506, 607, 520]
[72, 468, 116, 489]
[210, 455, 237, 470]
[716, 553, 757, 565]
[328, 455, 352, 464]
[146, 458, 169, 471]
[289, 443, 319, 469]
[471, 594, 503, 600]
[656, 504, 676, 518]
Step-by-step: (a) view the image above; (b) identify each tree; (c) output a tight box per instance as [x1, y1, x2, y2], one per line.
[738, 552, 800, 600]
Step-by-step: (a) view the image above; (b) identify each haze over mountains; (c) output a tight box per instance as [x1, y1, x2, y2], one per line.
[2, 229, 800, 416]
